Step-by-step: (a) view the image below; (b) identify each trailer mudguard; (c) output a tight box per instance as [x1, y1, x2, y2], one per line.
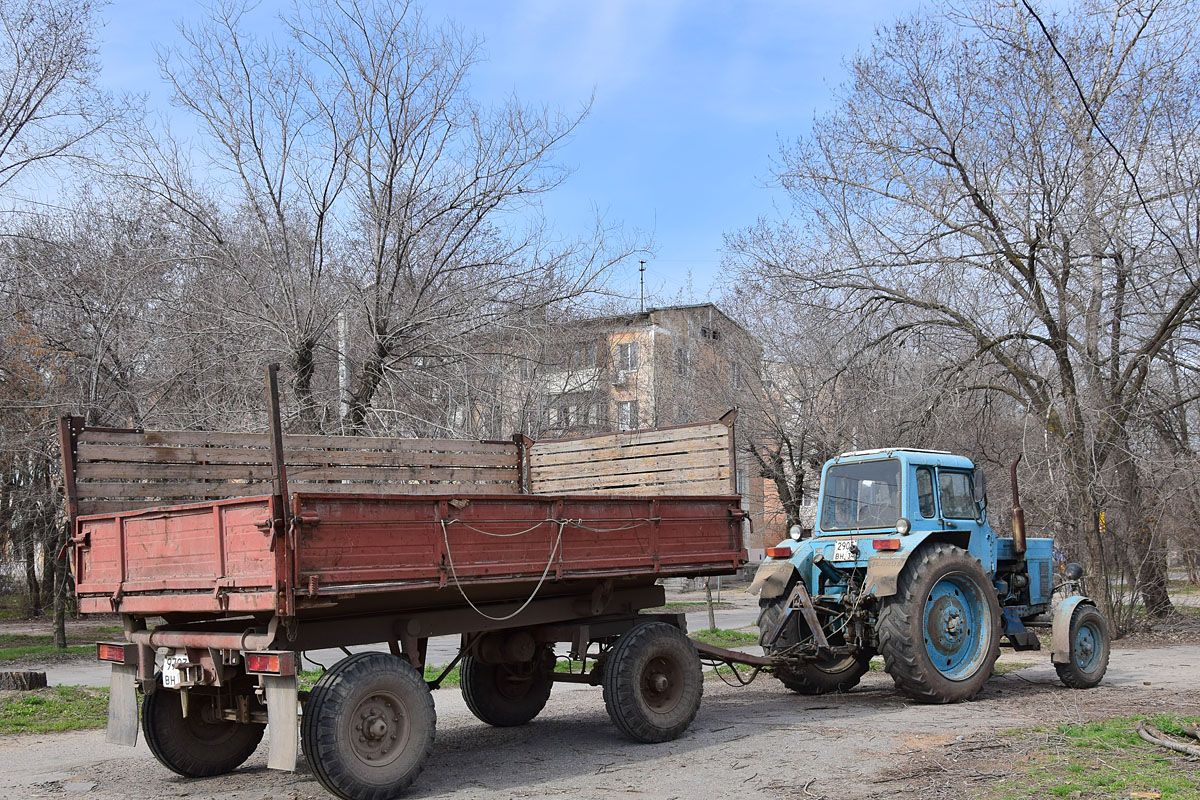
[264, 674, 299, 770]
[749, 560, 796, 599]
[1050, 595, 1094, 665]
[106, 663, 139, 746]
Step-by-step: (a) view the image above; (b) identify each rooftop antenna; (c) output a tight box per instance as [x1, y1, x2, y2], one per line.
[639, 259, 646, 312]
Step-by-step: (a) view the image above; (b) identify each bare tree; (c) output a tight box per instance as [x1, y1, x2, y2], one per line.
[727, 0, 1200, 627]
[0, 0, 123, 195]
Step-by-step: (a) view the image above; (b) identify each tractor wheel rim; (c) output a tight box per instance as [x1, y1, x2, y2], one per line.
[348, 690, 410, 768]
[1074, 621, 1100, 671]
[922, 572, 987, 681]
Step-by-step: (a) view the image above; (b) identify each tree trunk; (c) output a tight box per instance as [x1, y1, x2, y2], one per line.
[291, 339, 321, 434]
[23, 538, 40, 617]
[1114, 447, 1173, 617]
[52, 524, 70, 648]
[704, 578, 717, 631]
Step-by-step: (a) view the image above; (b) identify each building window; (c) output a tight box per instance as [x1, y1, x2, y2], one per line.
[700, 327, 710, 339]
[711, 329, 721, 341]
[617, 400, 638, 431]
[617, 342, 638, 371]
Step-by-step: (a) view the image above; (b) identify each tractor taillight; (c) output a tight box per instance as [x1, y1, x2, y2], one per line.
[97, 642, 133, 664]
[872, 538, 902, 551]
[766, 546, 792, 558]
[244, 651, 296, 676]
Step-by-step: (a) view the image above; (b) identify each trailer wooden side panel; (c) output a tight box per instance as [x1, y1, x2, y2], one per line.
[74, 492, 745, 615]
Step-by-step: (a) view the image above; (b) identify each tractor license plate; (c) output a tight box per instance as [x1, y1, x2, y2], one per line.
[161, 654, 189, 689]
[832, 540, 856, 561]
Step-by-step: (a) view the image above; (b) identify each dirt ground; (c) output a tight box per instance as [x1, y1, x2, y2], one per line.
[1, 640, 1198, 800]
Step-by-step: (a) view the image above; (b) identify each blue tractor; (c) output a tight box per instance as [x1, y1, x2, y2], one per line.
[750, 448, 1110, 703]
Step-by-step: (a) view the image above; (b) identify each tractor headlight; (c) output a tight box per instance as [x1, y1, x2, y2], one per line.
[896, 517, 911, 535]
[788, 525, 802, 541]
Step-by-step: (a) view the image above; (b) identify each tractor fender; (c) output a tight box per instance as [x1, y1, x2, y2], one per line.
[749, 560, 797, 599]
[1050, 595, 1094, 664]
[862, 552, 911, 598]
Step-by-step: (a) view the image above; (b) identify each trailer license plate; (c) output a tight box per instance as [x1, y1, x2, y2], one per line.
[832, 540, 856, 561]
[161, 654, 189, 689]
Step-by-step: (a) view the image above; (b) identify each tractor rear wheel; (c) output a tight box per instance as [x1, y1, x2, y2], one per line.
[757, 577, 870, 694]
[878, 543, 1000, 703]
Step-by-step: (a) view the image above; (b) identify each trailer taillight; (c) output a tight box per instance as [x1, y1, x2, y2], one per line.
[766, 546, 793, 558]
[97, 642, 134, 664]
[244, 651, 296, 676]
[872, 538, 902, 551]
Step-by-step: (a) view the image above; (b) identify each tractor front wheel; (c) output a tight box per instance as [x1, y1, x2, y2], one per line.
[757, 576, 870, 694]
[878, 543, 1000, 703]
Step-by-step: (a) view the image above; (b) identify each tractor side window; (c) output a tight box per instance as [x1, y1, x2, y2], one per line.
[916, 467, 936, 518]
[938, 471, 976, 519]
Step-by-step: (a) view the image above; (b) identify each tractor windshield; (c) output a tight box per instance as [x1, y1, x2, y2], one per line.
[820, 459, 901, 531]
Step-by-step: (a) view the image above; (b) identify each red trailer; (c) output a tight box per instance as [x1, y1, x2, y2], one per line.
[59, 371, 746, 799]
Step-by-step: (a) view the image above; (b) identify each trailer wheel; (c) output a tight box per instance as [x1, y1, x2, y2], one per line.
[301, 652, 436, 800]
[878, 543, 1000, 703]
[602, 621, 702, 743]
[1055, 604, 1110, 689]
[460, 650, 553, 727]
[757, 579, 870, 694]
[142, 681, 265, 777]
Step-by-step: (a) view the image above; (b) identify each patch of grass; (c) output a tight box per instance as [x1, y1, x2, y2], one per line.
[0, 686, 110, 735]
[0, 643, 92, 661]
[648, 601, 734, 611]
[994, 661, 1035, 675]
[0, 595, 23, 620]
[988, 715, 1200, 800]
[691, 628, 758, 648]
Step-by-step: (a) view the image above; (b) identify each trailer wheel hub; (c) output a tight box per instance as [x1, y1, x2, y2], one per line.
[642, 655, 684, 713]
[349, 691, 409, 766]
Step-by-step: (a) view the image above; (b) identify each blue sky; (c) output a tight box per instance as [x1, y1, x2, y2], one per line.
[96, 1, 922, 304]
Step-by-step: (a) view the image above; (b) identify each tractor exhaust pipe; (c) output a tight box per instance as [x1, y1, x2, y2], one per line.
[1009, 454, 1027, 555]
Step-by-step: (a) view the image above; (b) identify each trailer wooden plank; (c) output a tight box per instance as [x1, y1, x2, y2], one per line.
[76, 462, 516, 483]
[527, 423, 727, 456]
[75, 444, 516, 469]
[560, 479, 735, 497]
[77, 428, 515, 455]
[530, 445, 727, 479]
[529, 436, 728, 469]
[531, 465, 731, 494]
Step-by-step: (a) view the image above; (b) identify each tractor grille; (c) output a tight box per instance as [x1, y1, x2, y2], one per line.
[1040, 564, 1051, 601]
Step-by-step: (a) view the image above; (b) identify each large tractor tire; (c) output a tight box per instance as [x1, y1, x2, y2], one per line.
[757, 576, 871, 694]
[878, 543, 1000, 703]
[301, 652, 436, 800]
[602, 621, 703, 743]
[142, 680, 265, 777]
[1055, 603, 1110, 689]
[460, 649, 553, 727]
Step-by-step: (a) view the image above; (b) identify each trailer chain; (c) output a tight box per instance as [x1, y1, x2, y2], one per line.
[441, 518, 568, 622]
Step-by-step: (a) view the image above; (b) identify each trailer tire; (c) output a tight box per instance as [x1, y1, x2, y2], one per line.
[878, 543, 1000, 704]
[602, 621, 702, 743]
[1055, 604, 1110, 689]
[142, 681, 265, 777]
[460, 650, 553, 727]
[757, 581, 870, 694]
[302, 652, 436, 800]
